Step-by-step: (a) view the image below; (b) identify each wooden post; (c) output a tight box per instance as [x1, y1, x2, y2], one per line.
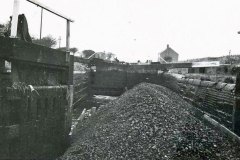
[233, 72, 240, 135]
[66, 20, 74, 137]
[0, 60, 4, 72]
[66, 20, 73, 85]
[205, 114, 240, 143]
[10, 0, 20, 38]
[68, 52, 74, 85]
[66, 20, 70, 51]
[40, 8, 43, 39]
[0, 60, 4, 98]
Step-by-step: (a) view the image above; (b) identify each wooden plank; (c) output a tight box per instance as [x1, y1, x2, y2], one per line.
[94, 60, 192, 71]
[12, 42, 69, 67]
[74, 57, 90, 64]
[26, 96, 32, 121]
[0, 59, 5, 72]
[73, 94, 88, 107]
[48, 96, 53, 118]
[223, 84, 236, 91]
[68, 54, 74, 85]
[5, 85, 68, 95]
[74, 83, 88, 91]
[74, 86, 88, 95]
[6, 124, 19, 139]
[204, 114, 240, 143]
[216, 82, 228, 90]
[30, 94, 37, 120]
[36, 98, 42, 120]
[67, 85, 73, 131]
[44, 97, 49, 118]
[233, 72, 240, 135]
[20, 94, 29, 123]
[0, 37, 70, 67]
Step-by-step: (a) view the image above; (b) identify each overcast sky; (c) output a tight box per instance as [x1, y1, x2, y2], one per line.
[1, 0, 240, 62]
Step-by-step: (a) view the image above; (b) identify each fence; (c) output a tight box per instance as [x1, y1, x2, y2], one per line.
[177, 77, 240, 135]
[73, 70, 91, 108]
[0, 36, 73, 159]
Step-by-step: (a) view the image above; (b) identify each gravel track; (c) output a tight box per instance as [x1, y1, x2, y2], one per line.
[60, 83, 240, 160]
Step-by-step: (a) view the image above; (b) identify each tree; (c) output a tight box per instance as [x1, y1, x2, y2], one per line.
[0, 24, 5, 36]
[0, 24, 4, 28]
[32, 35, 57, 48]
[0, 22, 9, 37]
[70, 47, 78, 53]
[82, 50, 95, 58]
[106, 52, 115, 60]
[114, 57, 119, 62]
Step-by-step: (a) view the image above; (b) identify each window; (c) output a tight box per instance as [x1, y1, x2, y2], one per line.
[199, 68, 205, 74]
[164, 56, 173, 62]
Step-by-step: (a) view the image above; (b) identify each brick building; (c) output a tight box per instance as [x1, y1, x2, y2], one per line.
[158, 44, 179, 63]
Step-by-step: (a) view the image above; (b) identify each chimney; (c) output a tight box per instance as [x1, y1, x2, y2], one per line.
[167, 44, 169, 49]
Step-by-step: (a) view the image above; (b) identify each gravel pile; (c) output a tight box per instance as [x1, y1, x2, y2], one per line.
[60, 83, 240, 160]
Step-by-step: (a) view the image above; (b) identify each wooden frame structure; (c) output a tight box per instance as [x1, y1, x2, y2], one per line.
[0, 1, 75, 159]
[11, 0, 73, 51]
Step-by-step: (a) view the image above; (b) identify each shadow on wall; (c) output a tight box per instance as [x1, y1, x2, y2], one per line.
[91, 70, 180, 96]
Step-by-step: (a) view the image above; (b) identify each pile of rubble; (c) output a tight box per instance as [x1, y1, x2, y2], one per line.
[60, 83, 240, 160]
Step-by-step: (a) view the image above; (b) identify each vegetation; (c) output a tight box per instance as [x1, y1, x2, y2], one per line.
[185, 55, 240, 65]
[106, 52, 115, 60]
[82, 50, 116, 61]
[82, 50, 95, 58]
[157, 73, 179, 93]
[32, 35, 57, 48]
[0, 22, 9, 37]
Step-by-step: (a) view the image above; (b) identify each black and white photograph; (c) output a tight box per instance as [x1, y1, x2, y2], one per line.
[1, 0, 240, 159]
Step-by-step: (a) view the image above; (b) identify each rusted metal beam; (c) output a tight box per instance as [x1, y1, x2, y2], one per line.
[26, 0, 74, 22]
[94, 60, 192, 70]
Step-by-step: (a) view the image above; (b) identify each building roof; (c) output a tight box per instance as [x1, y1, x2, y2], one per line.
[159, 44, 179, 56]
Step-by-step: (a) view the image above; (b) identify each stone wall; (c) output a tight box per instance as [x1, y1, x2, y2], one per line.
[91, 63, 160, 96]
[91, 62, 182, 96]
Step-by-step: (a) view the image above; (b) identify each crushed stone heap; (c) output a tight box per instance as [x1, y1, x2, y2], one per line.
[60, 83, 240, 160]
